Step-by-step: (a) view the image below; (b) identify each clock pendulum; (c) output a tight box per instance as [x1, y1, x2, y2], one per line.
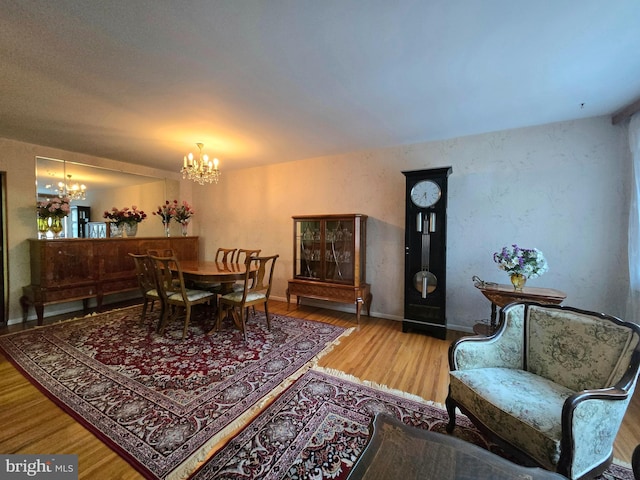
[402, 167, 452, 339]
[413, 211, 437, 297]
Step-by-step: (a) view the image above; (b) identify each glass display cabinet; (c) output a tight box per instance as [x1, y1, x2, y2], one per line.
[287, 214, 372, 323]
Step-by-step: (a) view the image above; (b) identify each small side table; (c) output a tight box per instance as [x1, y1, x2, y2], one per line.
[473, 282, 566, 335]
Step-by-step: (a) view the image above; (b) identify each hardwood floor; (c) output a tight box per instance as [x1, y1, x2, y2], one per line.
[1, 299, 638, 479]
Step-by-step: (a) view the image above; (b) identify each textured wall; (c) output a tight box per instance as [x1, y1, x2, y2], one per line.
[195, 116, 631, 330]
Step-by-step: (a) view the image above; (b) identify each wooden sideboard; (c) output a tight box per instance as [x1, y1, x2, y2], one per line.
[21, 237, 199, 325]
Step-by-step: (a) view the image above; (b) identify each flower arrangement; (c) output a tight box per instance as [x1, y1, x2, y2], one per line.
[103, 206, 147, 225]
[493, 244, 549, 279]
[37, 196, 71, 218]
[153, 200, 178, 224]
[174, 201, 195, 225]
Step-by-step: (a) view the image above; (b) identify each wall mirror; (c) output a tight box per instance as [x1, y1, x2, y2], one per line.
[35, 157, 173, 238]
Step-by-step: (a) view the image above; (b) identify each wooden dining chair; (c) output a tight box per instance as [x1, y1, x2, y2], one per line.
[217, 254, 279, 341]
[216, 247, 237, 263]
[234, 248, 261, 264]
[147, 248, 175, 257]
[128, 253, 160, 322]
[149, 254, 215, 339]
[232, 249, 262, 313]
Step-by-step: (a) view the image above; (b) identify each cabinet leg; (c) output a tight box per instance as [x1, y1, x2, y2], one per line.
[356, 300, 362, 324]
[286, 288, 290, 310]
[35, 304, 44, 326]
[19, 296, 29, 323]
[365, 293, 372, 316]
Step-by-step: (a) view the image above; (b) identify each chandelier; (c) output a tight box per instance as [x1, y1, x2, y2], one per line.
[181, 143, 221, 185]
[58, 175, 87, 200]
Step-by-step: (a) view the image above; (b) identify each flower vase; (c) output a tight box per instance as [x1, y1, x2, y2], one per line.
[180, 222, 189, 237]
[37, 217, 49, 239]
[163, 222, 170, 237]
[109, 223, 123, 238]
[510, 273, 527, 291]
[124, 222, 138, 237]
[49, 216, 63, 239]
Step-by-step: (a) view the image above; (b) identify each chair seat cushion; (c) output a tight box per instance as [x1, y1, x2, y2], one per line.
[168, 289, 214, 302]
[449, 367, 575, 470]
[144, 289, 160, 298]
[221, 291, 266, 303]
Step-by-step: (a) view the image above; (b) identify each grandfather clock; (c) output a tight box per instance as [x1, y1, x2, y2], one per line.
[402, 167, 452, 339]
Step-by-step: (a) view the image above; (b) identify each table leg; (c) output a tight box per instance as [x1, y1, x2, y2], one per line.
[490, 303, 498, 333]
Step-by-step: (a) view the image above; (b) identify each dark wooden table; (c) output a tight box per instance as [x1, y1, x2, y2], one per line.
[473, 281, 566, 335]
[348, 413, 565, 480]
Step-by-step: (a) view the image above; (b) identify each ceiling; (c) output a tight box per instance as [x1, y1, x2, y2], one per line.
[2, 1, 640, 174]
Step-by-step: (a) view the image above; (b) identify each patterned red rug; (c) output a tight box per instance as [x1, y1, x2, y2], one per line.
[0, 306, 350, 480]
[189, 368, 634, 480]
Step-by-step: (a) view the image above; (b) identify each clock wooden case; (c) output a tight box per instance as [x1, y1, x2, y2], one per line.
[402, 167, 452, 339]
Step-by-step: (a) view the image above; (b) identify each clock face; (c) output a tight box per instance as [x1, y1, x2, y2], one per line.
[410, 180, 441, 208]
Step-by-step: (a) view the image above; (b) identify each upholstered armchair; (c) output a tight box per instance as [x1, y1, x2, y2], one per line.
[446, 302, 640, 480]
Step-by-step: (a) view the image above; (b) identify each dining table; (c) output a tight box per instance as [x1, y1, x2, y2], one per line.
[178, 260, 256, 295]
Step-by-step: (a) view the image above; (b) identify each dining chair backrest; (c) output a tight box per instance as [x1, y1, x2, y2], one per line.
[235, 249, 261, 264]
[128, 252, 161, 323]
[129, 253, 156, 295]
[215, 247, 237, 263]
[238, 254, 279, 302]
[149, 254, 185, 304]
[147, 248, 175, 257]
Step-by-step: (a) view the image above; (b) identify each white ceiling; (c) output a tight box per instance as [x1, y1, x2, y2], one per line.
[2, 1, 640, 174]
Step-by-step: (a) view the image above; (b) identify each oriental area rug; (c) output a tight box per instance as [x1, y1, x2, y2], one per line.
[0, 306, 351, 480]
[190, 368, 634, 480]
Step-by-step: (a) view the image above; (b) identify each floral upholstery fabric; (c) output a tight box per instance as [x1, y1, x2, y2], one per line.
[448, 303, 640, 479]
[451, 303, 525, 371]
[526, 306, 637, 392]
[449, 367, 572, 469]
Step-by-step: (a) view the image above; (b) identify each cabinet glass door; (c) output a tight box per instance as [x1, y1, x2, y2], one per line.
[295, 219, 321, 279]
[324, 219, 354, 283]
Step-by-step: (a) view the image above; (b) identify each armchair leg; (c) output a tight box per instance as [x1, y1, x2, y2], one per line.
[445, 395, 457, 433]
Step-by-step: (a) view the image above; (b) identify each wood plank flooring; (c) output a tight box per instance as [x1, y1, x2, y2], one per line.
[0, 300, 638, 479]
